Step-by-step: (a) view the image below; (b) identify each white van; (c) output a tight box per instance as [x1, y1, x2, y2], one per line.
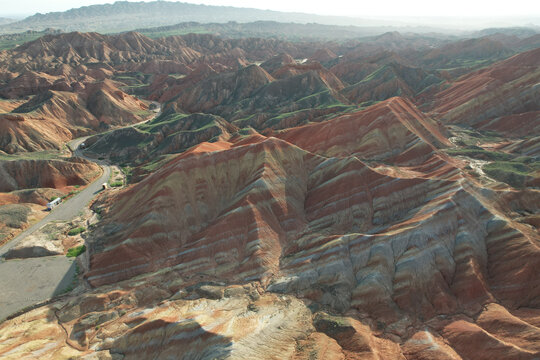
[47, 197, 62, 211]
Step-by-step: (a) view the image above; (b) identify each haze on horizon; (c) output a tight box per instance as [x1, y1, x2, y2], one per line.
[2, 0, 540, 23]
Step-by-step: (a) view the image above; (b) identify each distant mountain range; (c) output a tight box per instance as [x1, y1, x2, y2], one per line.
[1, 1, 539, 37]
[0, 0, 399, 35]
[0, 17, 15, 26]
[133, 21, 435, 41]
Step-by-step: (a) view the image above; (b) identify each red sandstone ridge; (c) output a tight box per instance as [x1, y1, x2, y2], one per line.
[277, 97, 451, 164]
[148, 63, 219, 103]
[340, 62, 443, 104]
[0, 157, 100, 192]
[1, 27, 539, 360]
[79, 112, 539, 358]
[330, 50, 411, 85]
[0, 157, 100, 245]
[260, 52, 296, 74]
[308, 48, 338, 64]
[0, 82, 150, 153]
[271, 62, 345, 94]
[168, 64, 274, 113]
[429, 47, 540, 129]
[71, 87, 539, 359]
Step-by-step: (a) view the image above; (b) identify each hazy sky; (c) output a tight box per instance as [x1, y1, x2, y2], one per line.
[2, 0, 540, 18]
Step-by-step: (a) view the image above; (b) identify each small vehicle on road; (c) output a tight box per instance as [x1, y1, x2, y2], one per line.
[46, 197, 62, 211]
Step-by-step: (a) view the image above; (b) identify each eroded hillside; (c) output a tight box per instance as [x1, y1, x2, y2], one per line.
[0, 27, 538, 360]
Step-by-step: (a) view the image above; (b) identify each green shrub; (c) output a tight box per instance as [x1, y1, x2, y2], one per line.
[66, 245, 86, 258]
[483, 161, 531, 188]
[110, 181, 123, 187]
[67, 227, 86, 236]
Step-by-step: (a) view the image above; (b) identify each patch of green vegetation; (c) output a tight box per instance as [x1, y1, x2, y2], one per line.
[317, 104, 355, 111]
[121, 165, 133, 178]
[62, 189, 80, 200]
[137, 112, 189, 133]
[134, 109, 154, 117]
[449, 126, 503, 147]
[67, 227, 86, 236]
[359, 66, 387, 83]
[66, 245, 86, 257]
[168, 74, 186, 79]
[483, 161, 537, 188]
[231, 114, 256, 127]
[263, 103, 354, 128]
[140, 154, 176, 173]
[127, 83, 148, 88]
[0, 150, 62, 161]
[0, 32, 47, 50]
[139, 28, 210, 38]
[109, 181, 123, 187]
[445, 147, 514, 161]
[295, 90, 333, 104]
[237, 127, 254, 136]
[437, 58, 491, 72]
[358, 100, 381, 108]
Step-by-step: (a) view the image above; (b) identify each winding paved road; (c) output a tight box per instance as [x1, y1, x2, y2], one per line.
[0, 138, 111, 321]
[0, 105, 161, 322]
[0, 147, 110, 257]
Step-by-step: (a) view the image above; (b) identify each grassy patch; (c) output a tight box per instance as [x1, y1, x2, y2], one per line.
[67, 227, 86, 236]
[140, 154, 176, 173]
[121, 165, 133, 183]
[0, 150, 63, 161]
[482, 161, 536, 188]
[62, 189, 80, 200]
[66, 245, 86, 258]
[137, 112, 189, 133]
[448, 126, 503, 146]
[445, 147, 514, 161]
[358, 100, 381, 108]
[109, 181, 123, 187]
[139, 28, 210, 38]
[0, 32, 50, 50]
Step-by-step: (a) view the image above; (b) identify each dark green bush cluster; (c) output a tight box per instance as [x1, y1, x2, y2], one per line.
[67, 227, 86, 236]
[66, 245, 86, 258]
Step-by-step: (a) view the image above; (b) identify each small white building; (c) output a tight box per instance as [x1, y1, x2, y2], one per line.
[47, 197, 62, 211]
[102, 183, 108, 190]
